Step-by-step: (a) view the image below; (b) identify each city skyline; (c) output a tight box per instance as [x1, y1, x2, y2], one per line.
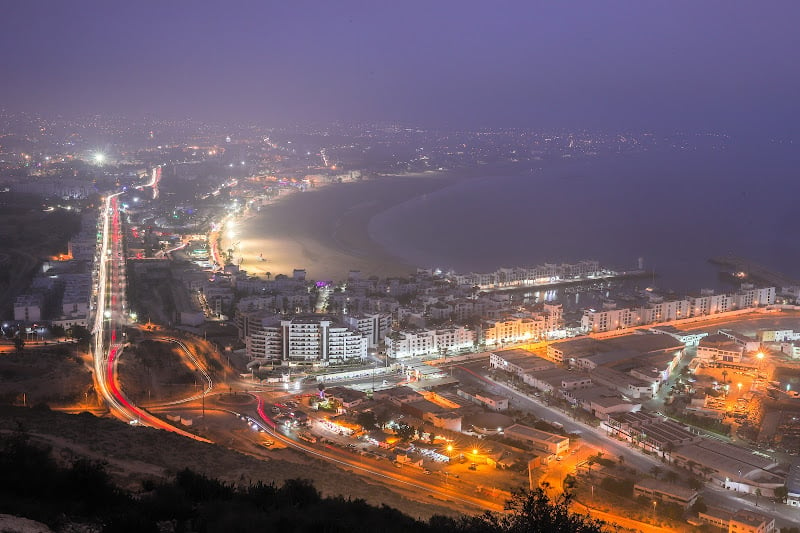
[2, 2, 800, 531]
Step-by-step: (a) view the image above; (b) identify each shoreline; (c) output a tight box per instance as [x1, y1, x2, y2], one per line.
[221, 170, 463, 281]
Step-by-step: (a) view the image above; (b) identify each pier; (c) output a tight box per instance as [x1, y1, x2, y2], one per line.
[472, 270, 651, 294]
[709, 256, 799, 289]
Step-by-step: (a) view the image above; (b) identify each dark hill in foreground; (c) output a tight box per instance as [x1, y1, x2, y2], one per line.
[0, 406, 606, 532]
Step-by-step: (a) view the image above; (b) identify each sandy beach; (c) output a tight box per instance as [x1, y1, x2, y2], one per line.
[222, 172, 458, 281]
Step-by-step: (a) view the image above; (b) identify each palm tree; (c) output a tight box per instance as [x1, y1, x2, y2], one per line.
[754, 488, 761, 507]
[721, 369, 728, 384]
[650, 465, 663, 480]
[663, 441, 675, 464]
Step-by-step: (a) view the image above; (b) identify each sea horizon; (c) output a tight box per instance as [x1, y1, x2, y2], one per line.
[231, 143, 799, 294]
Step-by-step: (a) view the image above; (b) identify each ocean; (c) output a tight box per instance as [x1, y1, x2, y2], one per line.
[368, 143, 800, 292]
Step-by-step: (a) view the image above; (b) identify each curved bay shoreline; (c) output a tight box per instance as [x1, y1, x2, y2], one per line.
[228, 171, 466, 281]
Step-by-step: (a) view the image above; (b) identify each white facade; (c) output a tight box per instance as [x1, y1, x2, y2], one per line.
[697, 334, 744, 364]
[237, 311, 367, 365]
[14, 294, 43, 322]
[581, 287, 776, 333]
[386, 326, 475, 359]
[483, 305, 562, 345]
[344, 313, 392, 348]
[282, 317, 367, 365]
[450, 260, 601, 290]
[60, 273, 91, 322]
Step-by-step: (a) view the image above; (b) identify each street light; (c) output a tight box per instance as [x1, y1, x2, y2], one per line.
[737, 382, 743, 394]
[652, 500, 657, 521]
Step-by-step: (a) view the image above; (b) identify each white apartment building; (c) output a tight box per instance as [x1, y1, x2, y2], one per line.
[483, 304, 563, 345]
[581, 286, 776, 333]
[60, 273, 92, 324]
[483, 315, 546, 345]
[282, 317, 367, 365]
[243, 313, 283, 361]
[14, 294, 43, 322]
[237, 311, 367, 365]
[697, 334, 745, 364]
[450, 260, 601, 289]
[344, 313, 392, 348]
[385, 325, 475, 359]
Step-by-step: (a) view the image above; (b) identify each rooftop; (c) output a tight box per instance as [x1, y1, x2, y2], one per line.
[634, 477, 697, 501]
[506, 423, 568, 444]
[731, 509, 773, 527]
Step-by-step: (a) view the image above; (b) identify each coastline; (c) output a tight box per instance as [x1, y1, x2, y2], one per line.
[222, 171, 462, 281]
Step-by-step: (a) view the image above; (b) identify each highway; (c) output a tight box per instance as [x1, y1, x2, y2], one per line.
[91, 191, 211, 442]
[83, 177, 800, 526]
[250, 397, 506, 514]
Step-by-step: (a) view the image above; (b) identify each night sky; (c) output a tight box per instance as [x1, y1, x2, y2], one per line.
[2, 1, 798, 133]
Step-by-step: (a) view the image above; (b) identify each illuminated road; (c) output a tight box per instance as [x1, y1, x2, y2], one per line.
[251, 397, 504, 513]
[150, 336, 213, 406]
[91, 193, 210, 442]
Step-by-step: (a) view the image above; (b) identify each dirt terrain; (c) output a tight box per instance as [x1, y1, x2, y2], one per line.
[0, 406, 458, 521]
[0, 343, 94, 407]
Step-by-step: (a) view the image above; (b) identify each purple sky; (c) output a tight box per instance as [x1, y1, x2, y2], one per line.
[2, 1, 798, 133]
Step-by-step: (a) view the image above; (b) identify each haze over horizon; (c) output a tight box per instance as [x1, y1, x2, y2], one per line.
[2, 1, 799, 136]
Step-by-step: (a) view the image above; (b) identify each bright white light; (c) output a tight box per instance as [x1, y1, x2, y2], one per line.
[94, 153, 105, 164]
[226, 230, 235, 239]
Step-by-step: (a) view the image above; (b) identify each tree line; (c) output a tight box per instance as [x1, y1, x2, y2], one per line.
[0, 430, 606, 533]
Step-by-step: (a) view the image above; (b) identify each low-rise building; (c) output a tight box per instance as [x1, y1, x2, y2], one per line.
[698, 507, 733, 530]
[779, 341, 800, 359]
[718, 329, 762, 353]
[728, 509, 775, 533]
[505, 423, 569, 455]
[786, 462, 800, 507]
[633, 478, 698, 509]
[672, 440, 784, 497]
[474, 391, 509, 411]
[323, 386, 367, 410]
[589, 366, 656, 399]
[697, 334, 744, 365]
[547, 337, 603, 363]
[523, 368, 592, 396]
[650, 325, 709, 346]
[603, 412, 701, 455]
[566, 388, 641, 419]
[490, 349, 555, 375]
[373, 385, 424, 406]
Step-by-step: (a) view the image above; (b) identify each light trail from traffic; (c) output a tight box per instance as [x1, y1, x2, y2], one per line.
[252, 397, 502, 513]
[91, 191, 211, 443]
